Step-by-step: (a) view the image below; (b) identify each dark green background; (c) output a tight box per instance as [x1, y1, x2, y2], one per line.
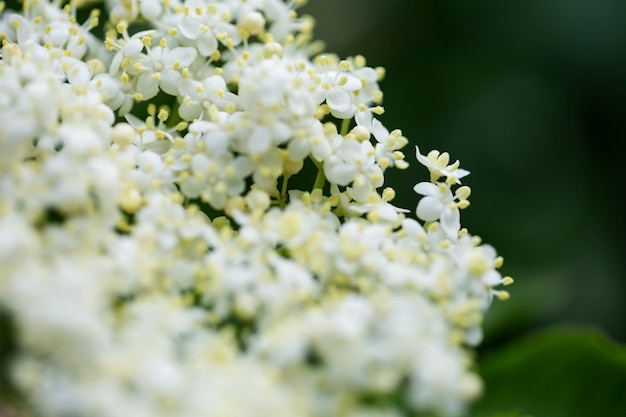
[302, 0, 626, 343]
[301, 1, 626, 415]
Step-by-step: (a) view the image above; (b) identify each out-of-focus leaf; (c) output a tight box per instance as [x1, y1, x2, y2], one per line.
[471, 326, 626, 417]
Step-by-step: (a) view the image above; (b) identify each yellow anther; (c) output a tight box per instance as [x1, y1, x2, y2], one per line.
[457, 200, 470, 209]
[455, 186, 471, 200]
[375, 66, 386, 81]
[382, 187, 396, 201]
[458, 228, 469, 238]
[157, 109, 169, 121]
[151, 73, 161, 81]
[372, 90, 383, 103]
[367, 210, 381, 222]
[494, 256, 504, 268]
[174, 137, 186, 149]
[133, 92, 144, 101]
[116, 21, 128, 34]
[502, 276, 514, 286]
[372, 106, 385, 115]
[349, 125, 370, 142]
[225, 103, 237, 114]
[159, 38, 167, 48]
[133, 62, 143, 72]
[87, 59, 106, 74]
[339, 60, 351, 71]
[446, 176, 458, 185]
[496, 290, 510, 301]
[353, 55, 366, 68]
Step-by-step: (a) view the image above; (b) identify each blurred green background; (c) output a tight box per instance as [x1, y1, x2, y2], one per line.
[301, 1, 626, 415]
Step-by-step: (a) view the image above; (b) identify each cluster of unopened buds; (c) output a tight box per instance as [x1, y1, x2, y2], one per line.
[0, 1, 513, 416]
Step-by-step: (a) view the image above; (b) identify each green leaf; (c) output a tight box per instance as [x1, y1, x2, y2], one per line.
[471, 326, 626, 417]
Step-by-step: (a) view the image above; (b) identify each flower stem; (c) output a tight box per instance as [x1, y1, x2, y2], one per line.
[312, 157, 325, 190]
[279, 175, 289, 208]
[340, 118, 351, 136]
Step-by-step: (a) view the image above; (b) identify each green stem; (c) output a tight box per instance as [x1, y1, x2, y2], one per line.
[340, 118, 351, 136]
[312, 157, 326, 190]
[279, 175, 289, 208]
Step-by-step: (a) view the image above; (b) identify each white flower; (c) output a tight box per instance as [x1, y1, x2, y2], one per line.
[349, 188, 409, 225]
[134, 44, 197, 99]
[177, 1, 241, 57]
[178, 74, 239, 121]
[413, 182, 471, 239]
[324, 137, 384, 202]
[179, 151, 253, 209]
[415, 145, 470, 184]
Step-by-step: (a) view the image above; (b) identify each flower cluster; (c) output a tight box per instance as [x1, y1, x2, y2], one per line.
[0, 1, 512, 416]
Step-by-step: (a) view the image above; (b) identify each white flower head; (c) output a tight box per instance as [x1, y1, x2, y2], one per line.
[416, 145, 470, 184]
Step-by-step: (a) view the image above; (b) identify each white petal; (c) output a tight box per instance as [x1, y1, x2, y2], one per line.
[440, 206, 460, 238]
[416, 197, 443, 222]
[324, 160, 357, 186]
[371, 118, 389, 143]
[159, 70, 182, 96]
[136, 73, 159, 100]
[413, 182, 439, 197]
[326, 87, 351, 112]
[166, 47, 197, 67]
[197, 35, 218, 57]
